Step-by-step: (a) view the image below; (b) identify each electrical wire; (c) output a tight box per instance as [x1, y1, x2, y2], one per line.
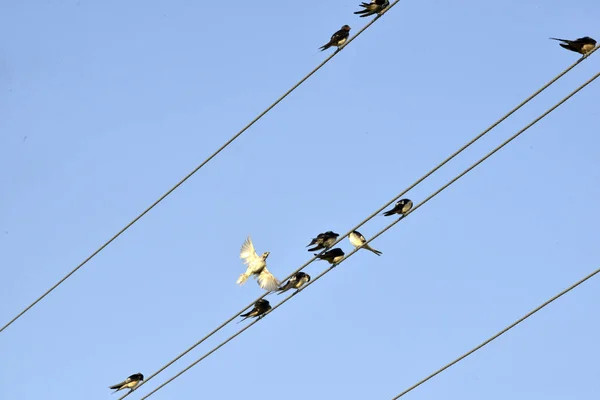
[113, 46, 599, 398]
[390, 269, 600, 399]
[0, 0, 408, 334]
[132, 68, 600, 400]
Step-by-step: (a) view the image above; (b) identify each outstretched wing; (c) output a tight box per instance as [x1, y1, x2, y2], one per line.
[258, 267, 280, 292]
[240, 236, 260, 266]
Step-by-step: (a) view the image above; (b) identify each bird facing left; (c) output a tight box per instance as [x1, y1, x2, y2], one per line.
[237, 236, 280, 292]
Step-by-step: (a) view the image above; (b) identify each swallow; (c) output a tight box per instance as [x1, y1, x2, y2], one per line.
[549, 36, 596, 57]
[319, 25, 351, 52]
[278, 272, 311, 295]
[307, 231, 339, 251]
[109, 373, 144, 394]
[382, 198, 413, 217]
[354, 0, 389, 17]
[237, 236, 280, 292]
[314, 248, 345, 265]
[238, 299, 271, 323]
[349, 230, 382, 256]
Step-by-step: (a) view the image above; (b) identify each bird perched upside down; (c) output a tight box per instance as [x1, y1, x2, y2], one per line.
[354, 0, 389, 18]
[319, 25, 351, 52]
[238, 299, 271, 323]
[278, 272, 311, 295]
[382, 198, 413, 217]
[349, 230, 382, 256]
[307, 231, 339, 252]
[550, 36, 596, 57]
[109, 373, 144, 394]
[237, 236, 280, 292]
[315, 248, 345, 265]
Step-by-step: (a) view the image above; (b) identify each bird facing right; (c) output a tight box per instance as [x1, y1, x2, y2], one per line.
[549, 36, 596, 56]
[237, 236, 280, 292]
[239, 299, 272, 323]
[315, 248, 345, 265]
[278, 271, 311, 295]
[109, 373, 144, 394]
[319, 25, 351, 52]
[382, 198, 413, 217]
[354, 0, 389, 17]
[349, 230, 382, 256]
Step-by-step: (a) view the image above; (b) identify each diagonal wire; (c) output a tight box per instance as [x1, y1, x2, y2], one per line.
[113, 45, 599, 398]
[0, 0, 407, 334]
[134, 68, 600, 400]
[390, 269, 600, 399]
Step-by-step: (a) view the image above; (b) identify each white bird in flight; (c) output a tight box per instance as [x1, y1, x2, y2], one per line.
[237, 236, 280, 292]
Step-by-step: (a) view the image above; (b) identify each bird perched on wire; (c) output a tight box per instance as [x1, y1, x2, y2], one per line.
[315, 248, 345, 265]
[109, 373, 144, 394]
[319, 25, 351, 52]
[549, 36, 596, 57]
[237, 236, 280, 292]
[383, 198, 413, 217]
[307, 231, 339, 252]
[354, 0, 389, 17]
[238, 299, 271, 323]
[278, 272, 311, 295]
[349, 230, 382, 256]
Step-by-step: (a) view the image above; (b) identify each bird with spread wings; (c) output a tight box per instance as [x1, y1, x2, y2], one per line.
[237, 236, 280, 292]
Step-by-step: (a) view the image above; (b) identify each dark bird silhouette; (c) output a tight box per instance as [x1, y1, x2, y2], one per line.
[550, 36, 596, 56]
[382, 199, 413, 217]
[315, 248, 345, 265]
[354, 0, 389, 17]
[278, 272, 311, 295]
[307, 231, 339, 251]
[319, 25, 351, 52]
[109, 373, 144, 394]
[238, 299, 271, 323]
[349, 230, 382, 256]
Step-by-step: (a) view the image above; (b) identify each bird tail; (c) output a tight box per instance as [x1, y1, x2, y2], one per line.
[382, 210, 395, 216]
[306, 239, 317, 247]
[307, 244, 324, 251]
[365, 245, 382, 256]
[236, 272, 250, 285]
[549, 37, 567, 42]
[109, 382, 124, 390]
[319, 43, 331, 51]
[258, 268, 280, 292]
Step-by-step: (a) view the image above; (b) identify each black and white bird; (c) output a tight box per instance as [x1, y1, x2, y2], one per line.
[319, 25, 351, 52]
[307, 231, 339, 252]
[237, 236, 280, 292]
[383, 198, 413, 217]
[354, 0, 389, 17]
[550, 36, 597, 56]
[278, 272, 311, 295]
[349, 230, 382, 256]
[315, 248, 345, 265]
[109, 373, 144, 394]
[238, 299, 271, 323]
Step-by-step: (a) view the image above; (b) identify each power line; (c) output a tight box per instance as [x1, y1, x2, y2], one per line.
[133, 68, 600, 399]
[114, 48, 599, 398]
[391, 270, 600, 398]
[0, 0, 407, 334]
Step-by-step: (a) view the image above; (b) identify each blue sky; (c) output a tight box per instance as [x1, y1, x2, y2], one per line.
[1, 0, 599, 399]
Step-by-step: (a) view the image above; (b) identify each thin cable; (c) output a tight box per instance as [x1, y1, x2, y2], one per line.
[115, 48, 599, 398]
[0, 0, 407, 334]
[390, 268, 600, 399]
[136, 69, 600, 400]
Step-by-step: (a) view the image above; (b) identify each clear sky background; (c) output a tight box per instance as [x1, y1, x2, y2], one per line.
[1, 0, 599, 399]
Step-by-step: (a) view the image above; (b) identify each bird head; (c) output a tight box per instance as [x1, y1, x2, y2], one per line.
[262, 251, 270, 260]
[304, 273, 311, 283]
[342, 25, 351, 31]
